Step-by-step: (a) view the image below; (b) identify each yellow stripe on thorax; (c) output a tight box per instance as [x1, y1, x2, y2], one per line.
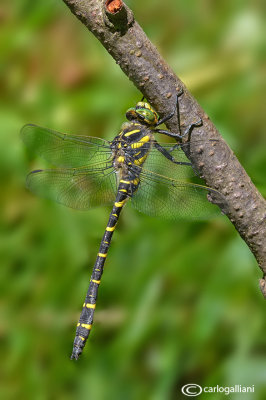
[131, 135, 150, 149]
[134, 154, 148, 166]
[124, 129, 140, 137]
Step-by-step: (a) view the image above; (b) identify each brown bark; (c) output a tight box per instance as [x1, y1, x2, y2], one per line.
[62, 0, 266, 296]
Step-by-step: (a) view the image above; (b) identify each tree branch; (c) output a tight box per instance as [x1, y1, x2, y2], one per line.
[62, 0, 266, 296]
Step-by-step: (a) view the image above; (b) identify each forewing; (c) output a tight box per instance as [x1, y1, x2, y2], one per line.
[21, 124, 112, 167]
[143, 143, 193, 181]
[142, 139, 222, 181]
[26, 162, 117, 210]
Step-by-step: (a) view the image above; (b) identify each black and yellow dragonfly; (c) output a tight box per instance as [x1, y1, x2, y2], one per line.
[21, 93, 223, 360]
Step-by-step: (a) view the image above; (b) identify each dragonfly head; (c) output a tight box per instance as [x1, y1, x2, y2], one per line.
[126, 102, 159, 126]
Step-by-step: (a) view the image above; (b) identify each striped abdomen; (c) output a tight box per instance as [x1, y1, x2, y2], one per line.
[70, 180, 130, 360]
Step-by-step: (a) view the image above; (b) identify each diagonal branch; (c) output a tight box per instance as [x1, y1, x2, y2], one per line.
[62, 0, 266, 296]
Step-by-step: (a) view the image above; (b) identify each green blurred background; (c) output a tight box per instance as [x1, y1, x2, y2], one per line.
[1, 0, 265, 399]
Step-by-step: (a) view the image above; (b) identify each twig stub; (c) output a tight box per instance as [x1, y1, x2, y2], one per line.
[105, 0, 122, 14]
[104, 0, 134, 33]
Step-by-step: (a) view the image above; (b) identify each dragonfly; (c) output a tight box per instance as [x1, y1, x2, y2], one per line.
[21, 92, 223, 360]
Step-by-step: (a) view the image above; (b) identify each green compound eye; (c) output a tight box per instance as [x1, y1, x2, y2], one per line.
[126, 101, 159, 125]
[136, 108, 156, 123]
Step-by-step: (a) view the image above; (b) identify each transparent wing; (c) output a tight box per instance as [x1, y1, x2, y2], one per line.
[143, 143, 192, 180]
[141, 139, 222, 180]
[130, 141, 224, 219]
[21, 124, 112, 168]
[131, 169, 223, 219]
[26, 162, 117, 210]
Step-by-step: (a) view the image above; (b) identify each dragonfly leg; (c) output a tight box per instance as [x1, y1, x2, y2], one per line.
[154, 117, 203, 142]
[163, 118, 203, 154]
[155, 88, 184, 128]
[183, 118, 203, 142]
[153, 140, 191, 166]
[153, 128, 183, 140]
[153, 84, 203, 142]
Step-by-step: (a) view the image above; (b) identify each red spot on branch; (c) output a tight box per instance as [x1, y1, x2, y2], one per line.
[105, 0, 123, 14]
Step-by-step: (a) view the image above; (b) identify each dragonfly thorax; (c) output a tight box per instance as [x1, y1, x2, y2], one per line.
[111, 121, 153, 187]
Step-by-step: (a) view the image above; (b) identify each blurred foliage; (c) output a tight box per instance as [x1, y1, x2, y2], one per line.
[0, 0, 265, 399]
